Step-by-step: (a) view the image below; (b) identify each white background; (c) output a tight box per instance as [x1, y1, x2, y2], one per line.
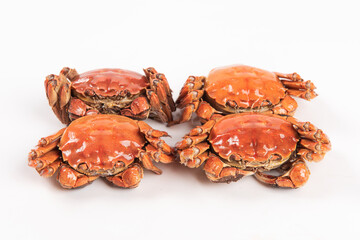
[1, 1, 359, 239]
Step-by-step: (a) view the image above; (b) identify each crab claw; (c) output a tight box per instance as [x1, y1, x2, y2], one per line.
[57, 165, 98, 189]
[203, 155, 255, 183]
[255, 160, 310, 188]
[106, 163, 144, 188]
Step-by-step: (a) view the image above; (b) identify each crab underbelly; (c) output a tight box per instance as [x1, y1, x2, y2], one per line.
[225, 154, 291, 171]
[205, 94, 274, 114]
[73, 91, 144, 113]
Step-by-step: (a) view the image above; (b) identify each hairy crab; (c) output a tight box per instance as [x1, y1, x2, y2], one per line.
[45, 67, 175, 125]
[172, 65, 317, 125]
[176, 113, 330, 188]
[28, 115, 173, 189]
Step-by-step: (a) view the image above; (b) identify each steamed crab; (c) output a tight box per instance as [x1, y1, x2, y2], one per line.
[45, 67, 175, 125]
[176, 113, 330, 188]
[28, 115, 173, 189]
[172, 65, 317, 124]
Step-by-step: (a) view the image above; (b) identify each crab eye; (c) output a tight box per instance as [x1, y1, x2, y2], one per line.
[229, 154, 238, 161]
[115, 161, 125, 168]
[85, 89, 95, 96]
[78, 163, 88, 170]
[226, 100, 237, 108]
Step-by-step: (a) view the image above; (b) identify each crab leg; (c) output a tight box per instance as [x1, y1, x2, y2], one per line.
[28, 150, 62, 177]
[28, 129, 66, 177]
[153, 81, 172, 119]
[38, 128, 66, 146]
[176, 90, 204, 109]
[297, 149, 326, 162]
[145, 145, 174, 164]
[203, 155, 255, 183]
[176, 134, 209, 150]
[60, 67, 79, 81]
[146, 137, 173, 155]
[287, 89, 318, 100]
[38, 160, 61, 177]
[176, 120, 215, 149]
[275, 72, 317, 100]
[144, 67, 175, 123]
[275, 72, 303, 81]
[176, 120, 215, 167]
[146, 89, 169, 122]
[57, 164, 98, 189]
[106, 163, 143, 188]
[271, 95, 298, 116]
[138, 151, 162, 175]
[137, 121, 174, 173]
[168, 102, 201, 126]
[292, 120, 331, 143]
[145, 68, 175, 110]
[281, 80, 316, 90]
[169, 76, 206, 125]
[255, 159, 310, 188]
[137, 121, 169, 138]
[29, 142, 59, 160]
[299, 139, 331, 153]
[179, 142, 210, 167]
[45, 67, 78, 124]
[189, 120, 216, 135]
[289, 119, 331, 162]
[184, 152, 209, 168]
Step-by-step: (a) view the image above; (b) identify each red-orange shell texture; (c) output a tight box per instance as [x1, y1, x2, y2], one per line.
[209, 114, 299, 162]
[71, 68, 149, 97]
[59, 115, 145, 175]
[205, 65, 286, 108]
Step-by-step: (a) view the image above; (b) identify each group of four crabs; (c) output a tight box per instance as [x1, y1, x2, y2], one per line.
[28, 64, 331, 189]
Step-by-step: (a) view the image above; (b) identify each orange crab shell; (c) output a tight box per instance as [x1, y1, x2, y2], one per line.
[205, 65, 286, 109]
[209, 114, 299, 164]
[71, 68, 149, 97]
[59, 115, 146, 176]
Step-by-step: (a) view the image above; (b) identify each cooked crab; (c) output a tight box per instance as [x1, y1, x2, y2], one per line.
[176, 113, 330, 188]
[45, 67, 175, 125]
[171, 65, 317, 125]
[28, 115, 173, 189]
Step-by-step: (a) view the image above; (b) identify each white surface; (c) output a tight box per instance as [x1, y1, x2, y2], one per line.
[1, 1, 359, 239]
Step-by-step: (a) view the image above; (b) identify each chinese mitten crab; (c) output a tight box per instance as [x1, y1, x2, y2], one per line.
[172, 65, 317, 124]
[45, 67, 175, 125]
[176, 113, 330, 188]
[28, 115, 173, 189]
